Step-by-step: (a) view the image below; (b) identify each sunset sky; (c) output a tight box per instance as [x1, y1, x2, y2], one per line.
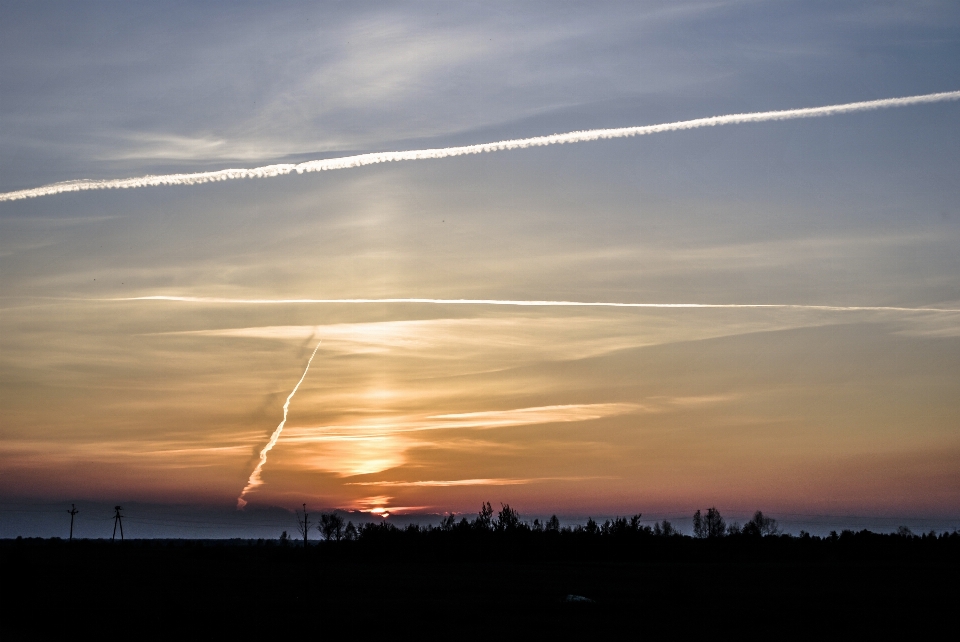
[2, 1, 959, 537]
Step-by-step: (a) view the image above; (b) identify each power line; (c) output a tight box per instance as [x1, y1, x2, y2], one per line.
[295, 504, 311, 546]
[66, 504, 79, 541]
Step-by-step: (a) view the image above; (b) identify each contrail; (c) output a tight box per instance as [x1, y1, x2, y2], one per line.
[113, 296, 960, 314]
[2, 90, 958, 202]
[237, 339, 321, 510]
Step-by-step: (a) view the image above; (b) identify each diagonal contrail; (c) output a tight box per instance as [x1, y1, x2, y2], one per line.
[112, 296, 960, 314]
[2, 90, 958, 202]
[237, 339, 321, 510]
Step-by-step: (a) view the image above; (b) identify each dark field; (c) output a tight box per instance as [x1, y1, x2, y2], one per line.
[3, 532, 958, 638]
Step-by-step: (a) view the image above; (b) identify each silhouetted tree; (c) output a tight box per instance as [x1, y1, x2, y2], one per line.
[439, 514, 457, 531]
[602, 518, 621, 535]
[693, 508, 726, 538]
[603, 515, 646, 536]
[653, 520, 677, 537]
[474, 502, 494, 530]
[344, 521, 358, 541]
[897, 526, 914, 538]
[742, 511, 781, 537]
[318, 513, 345, 541]
[532, 519, 544, 532]
[727, 522, 742, 536]
[546, 515, 560, 532]
[279, 530, 289, 545]
[693, 510, 705, 538]
[356, 520, 397, 541]
[706, 508, 726, 537]
[495, 504, 521, 531]
[583, 518, 600, 536]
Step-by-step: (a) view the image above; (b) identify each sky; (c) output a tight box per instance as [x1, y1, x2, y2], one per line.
[2, 1, 959, 538]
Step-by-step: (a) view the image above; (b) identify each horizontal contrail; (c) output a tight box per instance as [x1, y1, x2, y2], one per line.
[237, 339, 321, 510]
[2, 90, 958, 202]
[112, 296, 960, 313]
[345, 476, 611, 487]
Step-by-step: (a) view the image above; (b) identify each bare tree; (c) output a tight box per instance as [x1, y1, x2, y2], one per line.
[653, 519, 677, 537]
[693, 507, 726, 538]
[706, 507, 726, 537]
[743, 511, 781, 537]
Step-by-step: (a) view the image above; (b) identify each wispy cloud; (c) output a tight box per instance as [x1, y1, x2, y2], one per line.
[0, 437, 258, 468]
[427, 404, 639, 430]
[98, 132, 284, 162]
[655, 394, 740, 407]
[893, 311, 960, 338]
[282, 404, 639, 437]
[167, 317, 659, 364]
[278, 403, 637, 478]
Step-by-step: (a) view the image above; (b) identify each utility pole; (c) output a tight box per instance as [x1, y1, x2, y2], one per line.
[112, 506, 124, 541]
[67, 504, 79, 541]
[296, 503, 310, 547]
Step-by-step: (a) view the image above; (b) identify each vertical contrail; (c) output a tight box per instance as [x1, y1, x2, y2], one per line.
[237, 340, 321, 509]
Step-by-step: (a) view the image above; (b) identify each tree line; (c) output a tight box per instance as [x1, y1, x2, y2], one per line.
[284, 502, 956, 543]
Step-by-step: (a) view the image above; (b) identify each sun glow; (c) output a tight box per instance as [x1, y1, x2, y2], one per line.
[348, 495, 427, 517]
